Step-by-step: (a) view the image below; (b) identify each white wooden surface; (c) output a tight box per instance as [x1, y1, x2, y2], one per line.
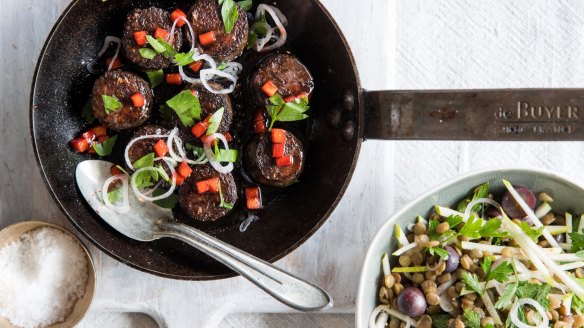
[0, 0, 392, 327]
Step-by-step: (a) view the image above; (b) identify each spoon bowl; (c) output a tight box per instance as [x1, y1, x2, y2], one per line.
[75, 160, 332, 312]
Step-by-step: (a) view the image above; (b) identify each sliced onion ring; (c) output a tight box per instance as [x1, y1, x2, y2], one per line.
[102, 174, 130, 213]
[170, 16, 196, 51]
[510, 298, 549, 328]
[254, 5, 287, 52]
[203, 133, 234, 174]
[87, 36, 122, 74]
[130, 158, 177, 202]
[200, 68, 237, 94]
[125, 133, 170, 170]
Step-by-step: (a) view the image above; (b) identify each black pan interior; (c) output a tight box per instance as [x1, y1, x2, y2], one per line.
[30, 0, 362, 279]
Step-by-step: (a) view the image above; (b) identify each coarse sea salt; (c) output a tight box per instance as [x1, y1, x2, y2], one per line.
[0, 227, 88, 328]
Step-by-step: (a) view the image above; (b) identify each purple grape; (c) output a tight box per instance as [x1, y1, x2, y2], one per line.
[485, 207, 502, 218]
[501, 186, 536, 218]
[397, 287, 427, 317]
[555, 233, 566, 243]
[444, 246, 460, 273]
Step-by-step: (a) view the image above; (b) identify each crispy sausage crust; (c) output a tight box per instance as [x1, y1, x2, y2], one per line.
[122, 7, 183, 70]
[188, 0, 249, 62]
[249, 54, 314, 107]
[244, 130, 304, 187]
[179, 165, 238, 221]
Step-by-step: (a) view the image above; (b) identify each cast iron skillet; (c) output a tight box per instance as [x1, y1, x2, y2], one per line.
[31, 0, 580, 280]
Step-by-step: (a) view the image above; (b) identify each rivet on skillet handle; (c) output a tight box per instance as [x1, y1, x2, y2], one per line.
[364, 89, 584, 141]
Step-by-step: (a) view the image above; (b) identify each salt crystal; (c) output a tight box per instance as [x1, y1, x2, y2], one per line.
[0, 227, 88, 328]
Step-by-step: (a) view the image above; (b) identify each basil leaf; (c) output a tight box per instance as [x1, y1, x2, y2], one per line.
[269, 94, 286, 105]
[139, 48, 158, 60]
[146, 69, 164, 88]
[102, 95, 122, 114]
[221, 0, 238, 34]
[275, 107, 308, 122]
[152, 189, 179, 209]
[247, 31, 258, 49]
[146, 35, 166, 53]
[216, 149, 238, 163]
[156, 38, 177, 58]
[237, 0, 252, 11]
[107, 187, 123, 204]
[81, 99, 94, 124]
[133, 153, 155, 169]
[217, 62, 229, 70]
[133, 170, 155, 189]
[93, 135, 118, 156]
[173, 50, 196, 67]
[206, 107, 225, 135]
[285, 101, 310, 114]
[166, 91, 202, 127]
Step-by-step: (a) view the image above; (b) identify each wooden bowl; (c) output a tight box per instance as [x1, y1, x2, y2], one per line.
[0, 221, 96, 328]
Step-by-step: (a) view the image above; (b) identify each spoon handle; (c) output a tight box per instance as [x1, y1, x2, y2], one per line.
[156, 221, 333, 312]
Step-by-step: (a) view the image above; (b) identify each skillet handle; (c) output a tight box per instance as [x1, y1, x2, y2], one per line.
[155, 220, 333, 312]
[364, 89, 584, 141]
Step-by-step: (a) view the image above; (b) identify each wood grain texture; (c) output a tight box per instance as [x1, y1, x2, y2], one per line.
[0, 0, 392, 327]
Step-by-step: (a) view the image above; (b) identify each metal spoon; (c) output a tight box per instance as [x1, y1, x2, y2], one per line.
[75, 160, 332, 311]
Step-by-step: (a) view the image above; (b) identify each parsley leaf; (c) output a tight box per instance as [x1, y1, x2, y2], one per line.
[152, 189, 179, 209]
[166, 91, 202, 127]
[431, 314, 451, 328]
[139, 48, 158, 60]
[516, 282, 551, 310]
[446, 215, 463, 229]
[519, 221, 545, 242]
[102, 95, 122, 114]
[471, 182, 490, 211]
[462, 308, 481, 328]
[458, 215, 483, 239]
[427, 247, 449, 260]
[206, 107, 225, 135]
[479, 218, 509, 238]
[461, 272, 482, 295]
[570, 231, 584, 252]
[93, 134, 118, 156]
[487, 260, 513, 283]
[266, 94, 309, 130]
[428, 218, 441, 241]
[494, 281, 517, 309]
[218, 180, 234, 210]
[481, 256, 492, 280]
[146, 70, 164, 88]
[237, 0, 252, 11]
[173, 50, 196, 67]
[81, 99, 94, 124]
[220, 0, 239, 34]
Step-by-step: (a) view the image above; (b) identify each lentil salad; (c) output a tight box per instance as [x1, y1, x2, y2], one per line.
[370, 180, 584, 328]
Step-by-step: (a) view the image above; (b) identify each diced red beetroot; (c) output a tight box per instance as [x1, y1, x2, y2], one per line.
[154, 139, 169, 157]
[207, 177, 219, 193]
[275, 155, 293, 167]
[92, 125, 107, 137]
[272, 143, 285, 158]
[196, 180, 210, 193]
[70, 138, 89, 152]
[177, 161, 192, 178]
[271, 129, 286, 144]
[245, 186, 260, 199]
[246, 197, 262, 210]
[110, 165, 124, 176]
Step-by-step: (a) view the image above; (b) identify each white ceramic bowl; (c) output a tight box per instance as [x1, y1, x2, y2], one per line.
[355, 168, 584, 327]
